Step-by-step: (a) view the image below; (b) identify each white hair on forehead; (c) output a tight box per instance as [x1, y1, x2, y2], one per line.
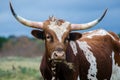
[48, 20, 70, 42]
[49, 16, 56, 21]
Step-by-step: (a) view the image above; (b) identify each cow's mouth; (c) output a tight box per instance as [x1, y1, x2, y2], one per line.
[49, 59, 75, 71]
[50, 51, 75, 70]
[53, 59, 65, 63]
[49, 58, 65, 63]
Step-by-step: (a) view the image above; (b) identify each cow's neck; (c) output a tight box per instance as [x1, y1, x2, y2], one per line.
[44, 52, 58, 80]
[51, 61, 57, 80]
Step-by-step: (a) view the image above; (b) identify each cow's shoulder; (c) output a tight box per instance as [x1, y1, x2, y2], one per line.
[76, 29, 116, 55]
[81, 29, 115, 40]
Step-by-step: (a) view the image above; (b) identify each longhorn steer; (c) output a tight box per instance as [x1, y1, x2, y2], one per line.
[10, 1, 120, 80]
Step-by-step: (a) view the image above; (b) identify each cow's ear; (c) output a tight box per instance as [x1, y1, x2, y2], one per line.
[69, 32, 82, 41]
[31, 30, 45, 40]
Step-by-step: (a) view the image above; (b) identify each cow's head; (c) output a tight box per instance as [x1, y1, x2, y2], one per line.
[31, 18, 82, 61]
[10, 1, 107, 62]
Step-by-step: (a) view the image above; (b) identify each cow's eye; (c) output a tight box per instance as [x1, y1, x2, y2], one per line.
[46, 35, 53, 42]
[46, 35, 51, 39]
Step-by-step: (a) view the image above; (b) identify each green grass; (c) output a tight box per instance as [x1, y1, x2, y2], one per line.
[0, 57, 43, 80]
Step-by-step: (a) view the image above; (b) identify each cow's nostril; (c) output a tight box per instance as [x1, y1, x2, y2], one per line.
[54, 52, 65, 58]
[52, 51, 66, 60]
[54, 53, 58, 57]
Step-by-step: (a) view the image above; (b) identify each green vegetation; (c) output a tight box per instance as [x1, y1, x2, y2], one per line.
[0, 36, 8, 49]
[0, 57, 43, 80]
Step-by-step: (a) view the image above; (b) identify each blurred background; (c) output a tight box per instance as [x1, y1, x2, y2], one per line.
[0, 0, 120, 80]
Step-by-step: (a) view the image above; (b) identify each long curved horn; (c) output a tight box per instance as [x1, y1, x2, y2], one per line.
[9, 1, 43, 29]
[71, 9, 108, 30]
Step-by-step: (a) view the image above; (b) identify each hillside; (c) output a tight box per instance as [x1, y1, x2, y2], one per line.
[0, 36, 45, 57]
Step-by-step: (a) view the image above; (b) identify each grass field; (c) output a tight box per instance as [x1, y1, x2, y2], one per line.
[0, 57, 43, 80]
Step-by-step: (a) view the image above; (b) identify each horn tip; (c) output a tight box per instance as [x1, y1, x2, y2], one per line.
[105, 8, 108, 11]
[9, 0, 17, 17]
[9, 0, 12, 6]
[98, 8, 108, 22]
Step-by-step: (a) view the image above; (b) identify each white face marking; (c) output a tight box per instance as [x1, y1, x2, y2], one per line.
[77, 41, 97, 80]
[110, 51, 120, 80]
[48, 21, 70, 42]
[85, 29, 115, 40]
[70, 41, 78, 56]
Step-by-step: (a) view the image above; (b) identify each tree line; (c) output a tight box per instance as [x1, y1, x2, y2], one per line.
[0, 34, 120, 49]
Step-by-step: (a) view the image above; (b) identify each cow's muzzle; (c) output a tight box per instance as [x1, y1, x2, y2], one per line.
[51, 49, 66, 62]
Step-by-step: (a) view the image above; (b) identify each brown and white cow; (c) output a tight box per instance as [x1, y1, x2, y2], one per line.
[10, 1, 120, 80]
